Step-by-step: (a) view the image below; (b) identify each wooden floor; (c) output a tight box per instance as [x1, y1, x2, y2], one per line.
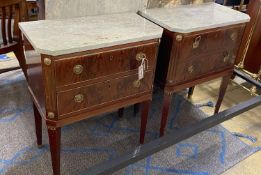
[191, 78, 261, 175]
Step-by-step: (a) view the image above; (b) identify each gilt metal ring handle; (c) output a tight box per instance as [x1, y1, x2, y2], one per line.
[188, 65, 194, 74]
[133, 80, 141, 88]
[193, 36, 201, 49]
[230, 32, 237, 41]
[223, 52, 230, 63]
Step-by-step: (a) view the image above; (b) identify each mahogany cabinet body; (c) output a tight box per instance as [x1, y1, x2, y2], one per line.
[23, 37, 160, 175]
[156, 24, 246, 136]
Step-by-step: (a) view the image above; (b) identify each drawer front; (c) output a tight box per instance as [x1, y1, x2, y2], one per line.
[178, 25, 245, 60]
[170, 25, 244, 84]
[57, 71, 153, 116]
[55, 43, 158, 87]
[223, 25, 245, 51]
[173, 50, 235, 84]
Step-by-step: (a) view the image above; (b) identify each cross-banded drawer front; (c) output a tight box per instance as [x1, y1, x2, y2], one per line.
[173, 50, 235, 84]
[169, 25, 244, 85]
[55, 43, 158, 87]
[57, 71, 153, 116]
[177, 25, 245, 60]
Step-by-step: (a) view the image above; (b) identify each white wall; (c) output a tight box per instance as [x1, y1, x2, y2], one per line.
[45, 0, 215, 20]
[45, 0, 148, 19]
[147, 0, 214, 8]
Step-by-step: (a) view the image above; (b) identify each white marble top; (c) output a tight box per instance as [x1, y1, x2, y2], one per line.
[139, 3, 250, 33]
[19, 13, 163, 56]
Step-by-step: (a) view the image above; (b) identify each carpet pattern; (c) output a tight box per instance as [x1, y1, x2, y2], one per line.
[0, 53, 15, 62]
[0, 53, 19, 72]
[0, 70, 256, 175]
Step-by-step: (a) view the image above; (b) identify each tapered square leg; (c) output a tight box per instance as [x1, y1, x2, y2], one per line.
[140, 100, 151, 144]
[215, 75, 231, 114]
[47, 126, 61, 175]
[160, 92, 172, 137]
[33, 104, 42, 147]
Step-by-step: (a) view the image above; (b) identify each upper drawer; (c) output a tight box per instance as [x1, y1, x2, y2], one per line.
[57, 71, 153, 116]
[54, 42, 158, 87]
[177, 25, 245, 59]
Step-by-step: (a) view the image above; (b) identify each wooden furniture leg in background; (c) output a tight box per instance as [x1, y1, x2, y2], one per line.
[134, 103, 139, 116]
[47, 127, 61, 175]
[33, 103, 42, 147]
[118, 103, 140, 118]
[118, 108, 124, 118]
[188, 86, 195, 99]
[160, 92, 172, 137]
[215, 75, 231, 114]
[140, 100, 151, 144]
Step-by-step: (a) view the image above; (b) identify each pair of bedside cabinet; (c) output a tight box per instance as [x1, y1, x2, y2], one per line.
[19, 3, 249, 175]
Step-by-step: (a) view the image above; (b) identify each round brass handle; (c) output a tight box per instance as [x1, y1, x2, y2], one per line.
[47, 112, 55, 119]
[74, 94, 84, 103]
[133, 80, 141, 88]
[188, 65, 194, 74]
[44, 58, 52, 66]
[230, 32, 237, 41]
[73, 65, 83, 75]
[136, 52, 146, 61]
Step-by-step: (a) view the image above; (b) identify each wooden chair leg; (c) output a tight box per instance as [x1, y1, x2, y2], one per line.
[13, 44, 27, 79]
[160, 92, 172, 137]
[33, 103, 42, 147]
[134, 103, 139, 116]
[140, 100, 151, 144]
[47, 126, 61, 175]
[118, 108, 124, 118]
[118, 103, 140, 119]
[214, 75, 231, 114]
[188, 86, 195, 99]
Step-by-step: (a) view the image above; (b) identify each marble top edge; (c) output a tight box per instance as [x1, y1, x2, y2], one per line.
[139, 2, 250, 33]
[140, 12, 250, 34]
[143, 2, 237, 12]
[19, 13, 163, 56]
[20, 28, 162, 56]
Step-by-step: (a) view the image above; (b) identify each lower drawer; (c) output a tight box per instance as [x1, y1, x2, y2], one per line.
[57, 71, 153, 116]
[173, 50, 234, 84]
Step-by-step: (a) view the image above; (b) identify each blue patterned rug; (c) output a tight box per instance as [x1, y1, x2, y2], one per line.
[0, 53, 15, 62]
[0, 70, 257, 175]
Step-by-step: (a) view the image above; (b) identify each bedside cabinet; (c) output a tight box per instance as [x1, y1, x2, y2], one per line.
[19, 13, 162, 175]
[140, 2, 250, 136]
